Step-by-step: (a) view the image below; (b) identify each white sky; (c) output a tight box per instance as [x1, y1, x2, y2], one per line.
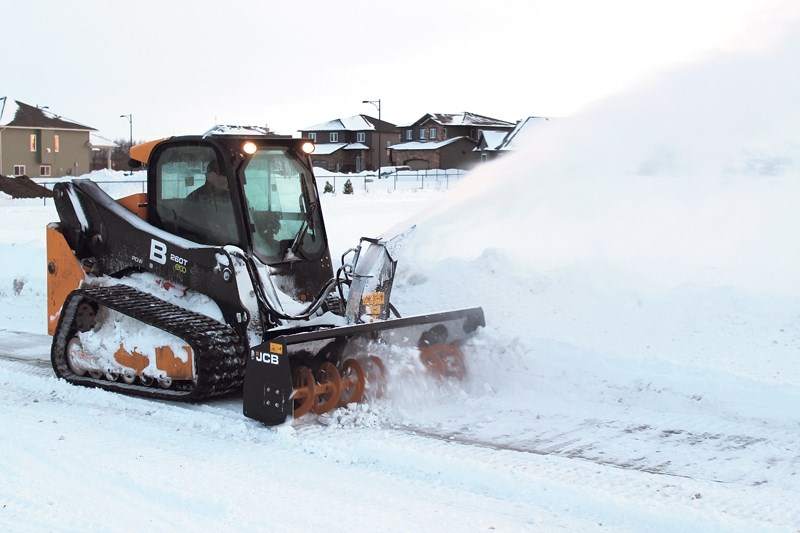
[3, 0, 799, 140]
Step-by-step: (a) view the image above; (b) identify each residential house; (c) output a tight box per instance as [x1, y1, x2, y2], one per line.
[0, 99, 98, 178]
[390, 112, 515, 170]
[476, 116, 550, 162]
[299, 114, 399, 173]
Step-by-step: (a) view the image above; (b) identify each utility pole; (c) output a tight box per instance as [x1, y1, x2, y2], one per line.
[362, 99, 381, 173]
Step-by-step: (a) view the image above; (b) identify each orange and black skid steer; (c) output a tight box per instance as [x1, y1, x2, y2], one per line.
[46, 126, 484, 425]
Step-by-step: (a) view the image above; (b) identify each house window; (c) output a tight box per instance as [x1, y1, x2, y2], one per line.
[429, 128, 436, 141]
[54, 135, 60, 153]
[419, 128, 426, 141]
[13, 165, 25, 176]
[40, 165, 51, 177]
[443, 128, 447, 139]
[405, 130, 413, 140]
[357, 132, 365, 143]
[30, 134, 37, 152]
[329, 132, 339, 142]
[308, 132, 316, 141]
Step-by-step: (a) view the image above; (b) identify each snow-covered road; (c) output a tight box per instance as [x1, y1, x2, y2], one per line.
[2, 344, 797, 533]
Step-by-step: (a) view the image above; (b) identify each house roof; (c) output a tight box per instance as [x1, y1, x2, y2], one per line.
[311, 142, 370, 155]
[402, 112, 515, 129]
[0, 100, 96, 131]
[89, 132, 118, 149]
[389, 136, 472, 151]
[310, 143, 347, 155]
[496, 116, 550, 151]
[476, 130, 509, 151]
[344, 142, 368, 150]
[301, 114, 377, 132]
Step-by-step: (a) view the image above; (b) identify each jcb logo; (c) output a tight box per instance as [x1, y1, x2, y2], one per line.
[252, 351, 280, 365]
[150, 239, 167, 265]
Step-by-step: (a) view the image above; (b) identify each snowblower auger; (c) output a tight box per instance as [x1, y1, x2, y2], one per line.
[244, 306, 484, 425]
[45, 129, 485, 426]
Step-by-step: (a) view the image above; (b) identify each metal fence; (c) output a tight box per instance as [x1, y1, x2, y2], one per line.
[317, 169, 468, 194]
[32, 169, 468, 205]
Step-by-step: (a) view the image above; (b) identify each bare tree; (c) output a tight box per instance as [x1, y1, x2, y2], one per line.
[110, 138, 143, 171]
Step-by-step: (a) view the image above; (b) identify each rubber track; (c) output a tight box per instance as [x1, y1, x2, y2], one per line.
[51, 284, 247, 401]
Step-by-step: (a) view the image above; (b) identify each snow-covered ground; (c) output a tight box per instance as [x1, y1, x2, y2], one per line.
[3, 29, 800, 531]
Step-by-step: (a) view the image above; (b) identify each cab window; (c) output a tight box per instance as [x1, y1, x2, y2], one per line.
[154, 145, 239, 245]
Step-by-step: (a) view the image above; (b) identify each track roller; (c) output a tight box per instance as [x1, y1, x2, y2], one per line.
[66, 337, 89, 376]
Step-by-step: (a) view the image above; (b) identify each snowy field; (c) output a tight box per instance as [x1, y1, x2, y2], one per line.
[3, 31, 800, 532]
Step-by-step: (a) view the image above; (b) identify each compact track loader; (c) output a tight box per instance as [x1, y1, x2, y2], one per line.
[46, 127, 484, 425]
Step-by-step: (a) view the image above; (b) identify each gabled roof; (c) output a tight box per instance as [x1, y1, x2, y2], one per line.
[310, 143, 347, 155]
[1, 100, 96, 131]
[475, 130, 509, 151]
[402, 112, 515, 129]
[301, 114, 377, 132]
[89, 132, 118, 148]
[310, 142, 370, 155]
[496, 116, 550, 151]
[344, 142, 368, 150]
[389, 136, 474, 151]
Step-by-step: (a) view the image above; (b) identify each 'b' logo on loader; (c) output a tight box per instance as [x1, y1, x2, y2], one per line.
[150, 239, 167, 265]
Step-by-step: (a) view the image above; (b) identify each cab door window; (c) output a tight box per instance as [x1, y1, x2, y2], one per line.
[154, 145, 239, 245]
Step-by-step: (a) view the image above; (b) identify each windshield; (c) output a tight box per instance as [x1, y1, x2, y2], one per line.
[242, 148, 325, 263]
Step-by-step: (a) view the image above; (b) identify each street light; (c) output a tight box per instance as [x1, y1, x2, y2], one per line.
[362, 99, 381, 173]
[120, 114, 133, 173]
[120, 114, 133, 147]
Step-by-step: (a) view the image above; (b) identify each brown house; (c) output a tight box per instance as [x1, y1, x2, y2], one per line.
[390, 112, 515, 170]
[299, 114, 399, 173]
[0, 99, 97, 178]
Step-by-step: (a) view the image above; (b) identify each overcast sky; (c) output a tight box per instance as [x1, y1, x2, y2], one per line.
[3, 0, 799, 141]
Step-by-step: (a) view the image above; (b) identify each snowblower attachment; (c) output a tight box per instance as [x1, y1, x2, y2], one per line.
[243, 306, 485, 425]
[244, 225, 485, 425]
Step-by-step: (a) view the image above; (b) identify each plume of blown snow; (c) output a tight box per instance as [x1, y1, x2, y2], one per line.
[402, 23, 800, 297]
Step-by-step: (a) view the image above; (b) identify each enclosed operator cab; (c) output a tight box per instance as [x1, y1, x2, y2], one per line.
[138, 132, 334, 301]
